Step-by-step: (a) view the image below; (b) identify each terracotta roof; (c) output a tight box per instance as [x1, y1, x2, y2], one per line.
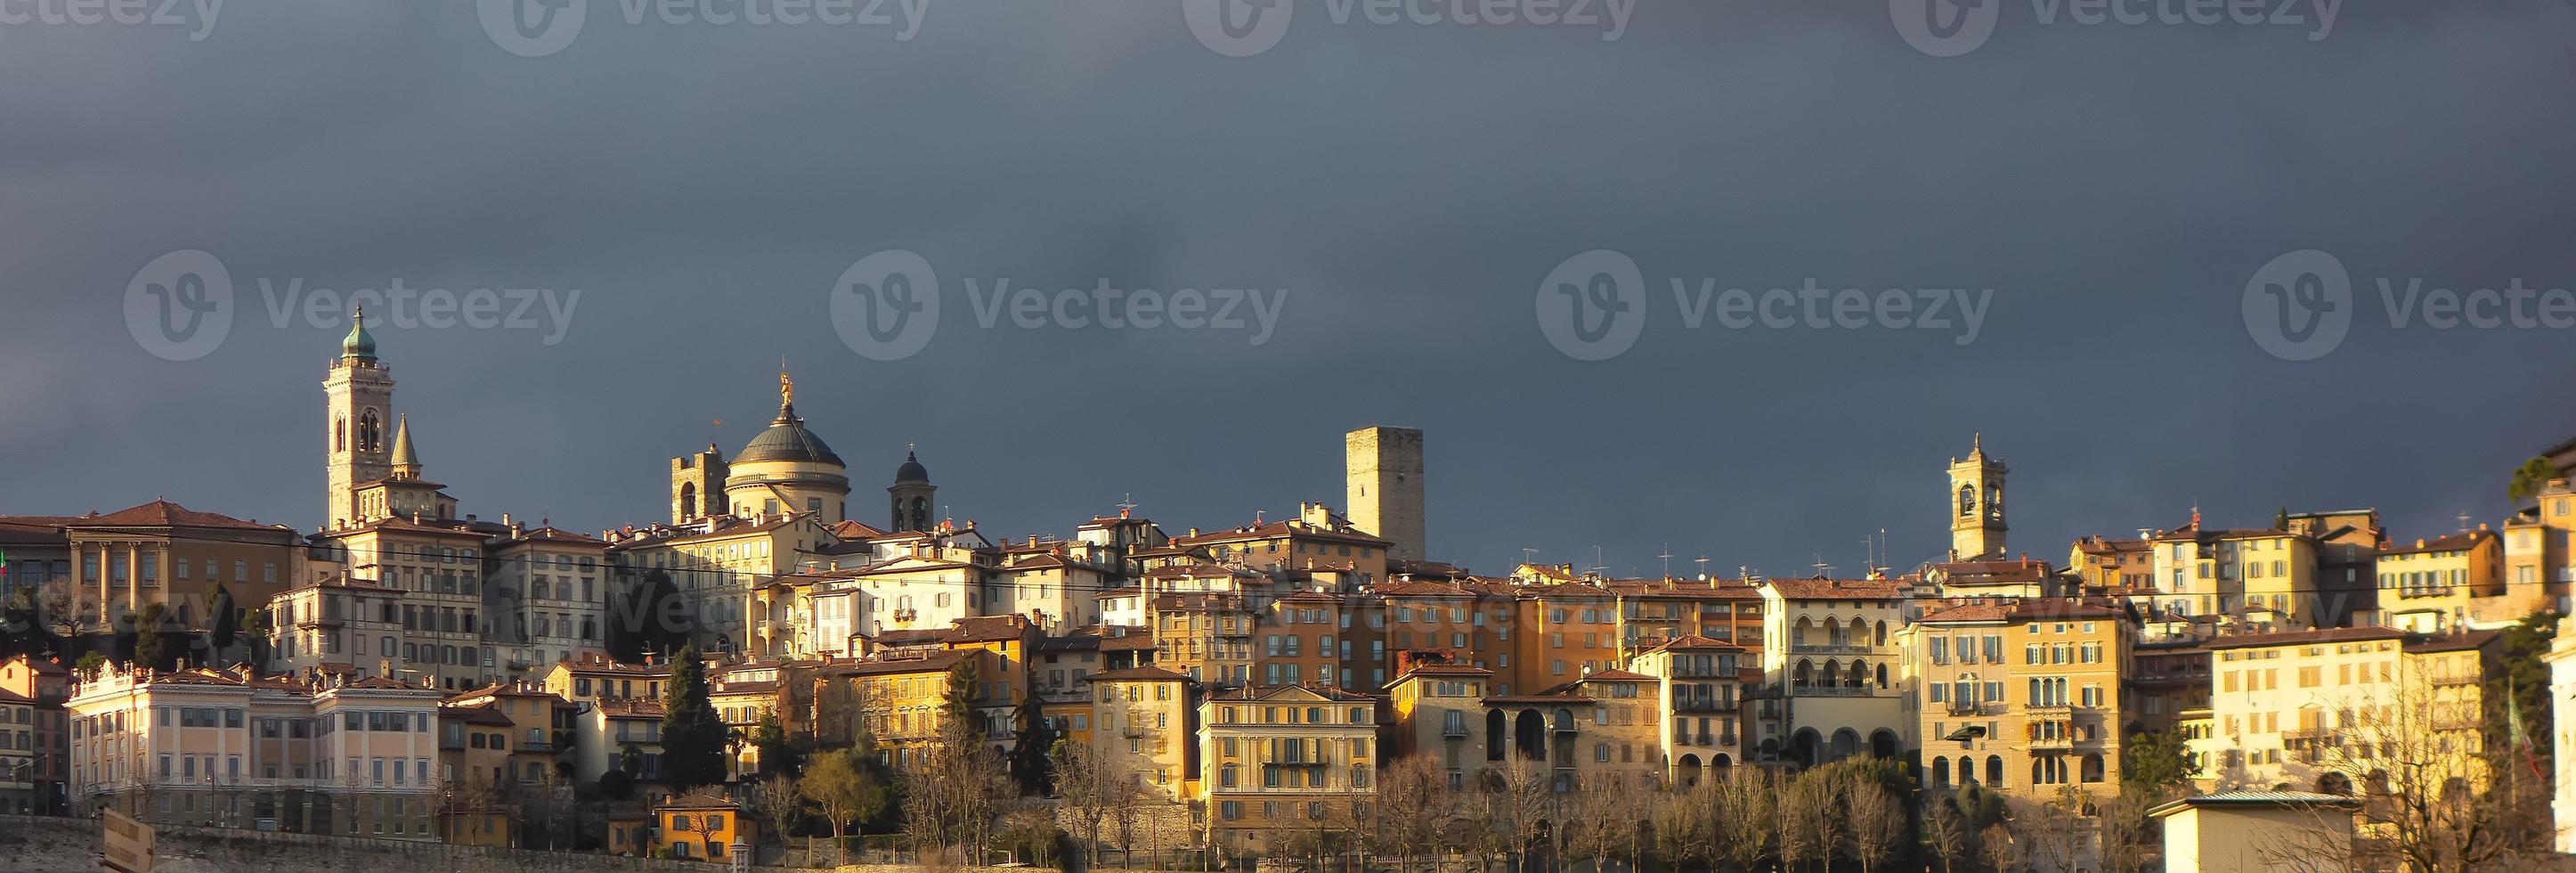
[1097, 632, 1157, 652]
[1644, 634, 1744, 653]
[1394, 665, 1494, 681]
[829, 519, 889, 540]
[1578, 668, 1655, 682]
[658, 791, 741, 812]
[2382, 530, 2497, 556]
[1090, 665, 1191, 682]
[1917, 600, 2125, 624]
[820, 650, 967, 677]
[1207, 683, 1376, 702]
[507, 526, 611, 547]
[711, 681, 781, 696]
[1037, 635, 1101, 653]
[62, 500, 285, 531]
[440, 702, 516, 727]
[2404, 629, 2501, 654]
[1377, 581, 1475, 598]
[1763, 577, 1906, 600]
[1173, 521, 1388, 548]
[2203, 626, 2410, 651]
[947, 616, 1034, 643]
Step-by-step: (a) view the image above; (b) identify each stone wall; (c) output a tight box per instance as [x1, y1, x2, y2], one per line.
[0, 813, 752, 873]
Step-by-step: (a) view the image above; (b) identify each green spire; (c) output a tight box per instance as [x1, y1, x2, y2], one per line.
[342, 306, 377, 359]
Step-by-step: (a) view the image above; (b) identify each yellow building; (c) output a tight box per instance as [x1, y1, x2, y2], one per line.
[1557, 667, 1668, 788]
[539, 652, 670, 712]
[1090, 665, 1195, 803]
[2196, 626, 2497, 795]
[1912, 600, 2127, 801]
[655, 790, 755, 862]
[1759, 576, 1910, 765]
[311, 517, 496, 690]
[1383, 664, 1496, 788]
[4, 501, 305, 638]
[66, 665, 446, 839]
[2145, 520, 2323, 626]
[2375, 528, 2510, 632]
[1630, 635, 1753, 785]
[434, 700, 516, 846]
[2505, 478, 2576, 614]
[819, 649, 983, 769]
[1200, 684, 1377, 855]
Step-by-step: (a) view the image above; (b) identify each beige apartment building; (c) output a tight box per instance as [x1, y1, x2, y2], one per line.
[2195, 626, 2497, 794]
[1629, 635, 1751, 784]
[2375, 528, 2515, 632]
[0, 501, 305, 637]
[1091, 665, 1196, 803]
[1200, 684, 1377, 856]
[66, 665, 445, 839]
[313, 518, 496, 690]
[2506, 478, 2576, 614]
[1911, 600, 2128, 801]
[1759, 576, 1912, 765]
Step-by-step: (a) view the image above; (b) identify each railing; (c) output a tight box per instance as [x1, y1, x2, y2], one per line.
[1796, 685, 1876, 698]
[1789, 643, 1873, 655]
[1442, 724, 1469, 738]
[1946, 700, 2005, 716]
[1674, 698, 1739, 714]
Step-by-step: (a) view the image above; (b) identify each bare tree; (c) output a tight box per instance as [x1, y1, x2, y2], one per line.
[1052, 739, 1117, 865]
[1846, 772, 1906, 873]
[1560, 776, 1623, 873]
[752, 773, 806, 866]
[1779, 769, 1836, 872]
[2018, 787, 2092, 873]
[1481, 757, 1556, 873]
[1375, 756, 1456, 873]
[905, 718, 1010, 863]
[1922, 795, 1969, 873]
[2295, 660, 2549, 872]
[1978, 822, 2023, 873]
[1713, 767, 1778, 873]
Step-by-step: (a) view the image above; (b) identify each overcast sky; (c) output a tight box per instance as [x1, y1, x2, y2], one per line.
[5, 1, 2576, 579]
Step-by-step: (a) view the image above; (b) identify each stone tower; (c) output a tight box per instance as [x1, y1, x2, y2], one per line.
[323, 307, 394, 528]
[889, 450, 935, 533]
[672, 445, 728, 524]
[1346, 426, 1426, 562]
[1948, 433, 2008, 561]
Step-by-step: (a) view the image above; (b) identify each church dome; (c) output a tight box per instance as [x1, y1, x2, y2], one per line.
[736, 404, 844, 467]
[895, 450, 929, 484]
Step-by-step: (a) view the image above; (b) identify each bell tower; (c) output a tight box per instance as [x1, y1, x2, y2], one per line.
[324, 307, 394, 529]
[672, 445, 728, 524]
[1947, 433, 2007, 561]
[890, 447, 935, 533]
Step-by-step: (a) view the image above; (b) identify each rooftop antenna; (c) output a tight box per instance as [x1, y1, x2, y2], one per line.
[1810, 556, 1835, 577]
[1117, 494, 1139, 518]
[1694, 556, 1711, 580]
[1520, 547, 1539, 567]
[1658, 543, 1674, 579]
[2458, 510, 2473, 533]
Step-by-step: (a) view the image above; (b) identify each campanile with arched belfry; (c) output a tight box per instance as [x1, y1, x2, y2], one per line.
[1948, 433, 2008, 561]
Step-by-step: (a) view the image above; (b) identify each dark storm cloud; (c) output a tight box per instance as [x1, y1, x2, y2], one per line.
[4, 1, 2576, 576]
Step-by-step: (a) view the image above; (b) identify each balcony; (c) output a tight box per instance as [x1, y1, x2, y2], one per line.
[2028, 734, 2072, 750]
[1946, 700, 2004, 716]
[1794, 685, 1876, 698]
[1674, 698, 1740, 714]
[1790, 643, 1873, 656]
[1442, 723, 1469, 738]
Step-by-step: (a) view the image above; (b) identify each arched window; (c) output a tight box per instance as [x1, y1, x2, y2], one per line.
[1987, 485, 2003, 516]
[680, 483, 697, 519]
[358, 408, 381, 453]
[1958, 755, 1976, 784]
[1846, 660, 1865, 688]
[1987, 755, 2005, 787]
[1819, 661, 1838, 687]
[1932, 756, 1950, 787]
[1873, 620, 1889, 647]
[1875, 663, 1889, 689]
[1794, 659, 1813, 688]
[1958, 485, 1976, 516]
[336, 418, 347, 453]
